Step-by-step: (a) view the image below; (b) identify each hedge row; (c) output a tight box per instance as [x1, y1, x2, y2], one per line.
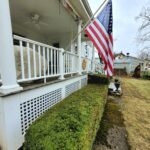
[88, 74, 109, 84]
[24, 84, 107, 150]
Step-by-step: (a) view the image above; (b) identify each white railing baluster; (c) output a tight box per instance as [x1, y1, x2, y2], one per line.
[38, 46, 42, 77]
[27, 42, 31, 79]
[71, 54, 72, 73]
[68, 54, 70, 73]
[33, 44, 37, 78]
[57, 51, 60, 74]
[65, 53, 67, 73]
[43, 47, 46, 77]
[70, 55, 72, 73]
[51, 49, 53, 75]
[69, 54, 70, 73]
[65, 53, 66, 73]
[43, 47, 46, 78]
[20, 40, 25, 79]
[64, 53, 65, 73]
[59, 48, 64, 80]
[47, 48, 50, 76]
[67, 53, 69, 73]
[54, 50, 56, 75]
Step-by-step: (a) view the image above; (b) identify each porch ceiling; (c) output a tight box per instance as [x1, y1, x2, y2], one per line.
[9, 0, 78, 37]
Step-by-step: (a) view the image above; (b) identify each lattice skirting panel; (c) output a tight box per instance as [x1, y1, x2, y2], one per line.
[65, 81, 80, 97]
[20, 88, 62, 135]
[0, 75, 87, 150]
[81, 77, 87, 87]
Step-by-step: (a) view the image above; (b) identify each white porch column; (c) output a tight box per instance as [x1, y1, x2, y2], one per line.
[92, 44, 95, 73]
[59, 48, 65, 80]
[77, 20, 82, 75]
[0, 0, 23, 94]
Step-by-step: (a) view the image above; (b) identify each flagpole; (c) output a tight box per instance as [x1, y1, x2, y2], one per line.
[81, 0, 108, 32]
[66, 0, 109, 50]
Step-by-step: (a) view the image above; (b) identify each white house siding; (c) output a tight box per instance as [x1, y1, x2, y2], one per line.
[114, 63, 130, 73]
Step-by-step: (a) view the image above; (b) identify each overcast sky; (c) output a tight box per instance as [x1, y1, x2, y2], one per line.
[88, 0, 149, 57]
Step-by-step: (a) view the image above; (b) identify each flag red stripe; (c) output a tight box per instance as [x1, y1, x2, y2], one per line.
[89, 25, 108, 56]
[93, 20, 109, 45]
[85, 29, 108, 66]
[94, 20, 114, 67]
[107, 58, 113, 72]
[89, 23, 113, 73]
[94, 20, 113, 61]
[86, 26, 113, 73]
[109, 34, 113, 45]
[89, 25, 113, 71]
[84, 0, 113, 77]
[108, 36, 114, 61]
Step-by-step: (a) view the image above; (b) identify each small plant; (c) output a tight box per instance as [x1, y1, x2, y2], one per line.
[142, 70, 150, 80]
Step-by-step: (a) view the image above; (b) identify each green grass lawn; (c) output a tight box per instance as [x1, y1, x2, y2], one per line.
[121, 78, 150, 150]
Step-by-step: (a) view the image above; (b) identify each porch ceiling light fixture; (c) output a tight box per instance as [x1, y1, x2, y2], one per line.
[24, 13, 48, 30]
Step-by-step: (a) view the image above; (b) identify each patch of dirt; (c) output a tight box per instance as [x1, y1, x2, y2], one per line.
[107, 126, 128, 150]
[92, 96, 129, 150]
[122, 82, 146, 99]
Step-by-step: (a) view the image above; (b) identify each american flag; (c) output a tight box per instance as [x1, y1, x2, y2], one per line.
[85, 0, 113, 77]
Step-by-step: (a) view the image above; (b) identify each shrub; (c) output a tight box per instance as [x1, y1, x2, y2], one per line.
[88, 74, 109, 84]
[142, 70, 150, 80]
[24, 84, 107, 150]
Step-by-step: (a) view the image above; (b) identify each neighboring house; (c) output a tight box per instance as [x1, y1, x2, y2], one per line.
[114, 52, 144, 76]
[0, 0, 95, 150]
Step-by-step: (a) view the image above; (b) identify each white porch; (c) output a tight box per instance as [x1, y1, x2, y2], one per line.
[0, 0, 100, 149]
[0, 0, 97, 94]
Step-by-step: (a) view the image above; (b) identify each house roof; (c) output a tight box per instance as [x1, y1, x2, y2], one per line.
[114, 52, 126, 57]
[114, 55, 143, 64]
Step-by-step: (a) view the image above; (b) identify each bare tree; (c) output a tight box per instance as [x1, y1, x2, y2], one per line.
[136, 4, 150, 60]
[138, 49, 150, 60]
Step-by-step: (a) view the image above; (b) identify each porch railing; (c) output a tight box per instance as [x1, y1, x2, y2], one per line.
[14, 35, 62, 83]
[13, 35, 79, 83]
[64, 51, 79, 75]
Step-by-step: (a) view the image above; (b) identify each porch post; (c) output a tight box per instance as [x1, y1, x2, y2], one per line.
[77, 19, 82, 75]
[92, 44, 95, 73]
[59, 48, 65, 80]
[0, 0, 23, 94]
